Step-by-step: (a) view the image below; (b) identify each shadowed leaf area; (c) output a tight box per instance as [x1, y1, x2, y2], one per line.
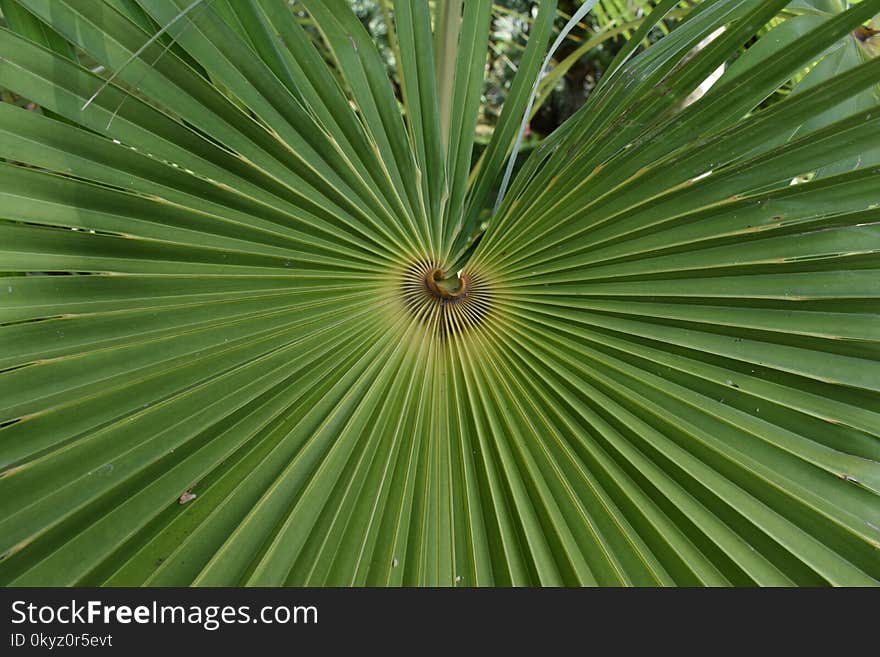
[0, 0, 878, 586]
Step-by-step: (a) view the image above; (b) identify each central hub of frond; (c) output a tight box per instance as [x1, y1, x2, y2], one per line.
[398, 259, 493, 338]
[424, 268, 469, 303]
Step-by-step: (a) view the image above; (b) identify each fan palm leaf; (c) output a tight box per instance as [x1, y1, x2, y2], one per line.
[0, 0, 878, 586]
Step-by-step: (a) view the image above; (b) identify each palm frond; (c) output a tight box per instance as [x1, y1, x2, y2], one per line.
[0, 0, 878, 586]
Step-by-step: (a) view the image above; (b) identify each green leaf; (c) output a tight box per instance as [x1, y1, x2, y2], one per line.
[0, 0, 878, 587]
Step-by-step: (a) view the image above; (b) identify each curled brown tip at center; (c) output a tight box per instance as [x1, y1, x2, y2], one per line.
[854, 26, 879, 42]
[424, 268, 469, 302]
